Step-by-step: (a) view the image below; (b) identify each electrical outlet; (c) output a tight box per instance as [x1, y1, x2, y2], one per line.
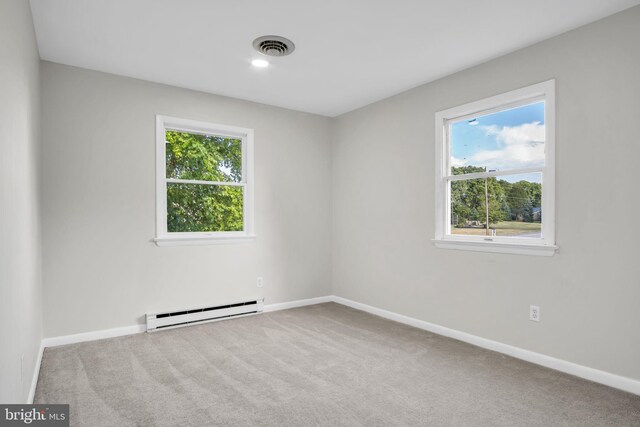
[529, 305, 540, 322]
[257, 277, 264, 288]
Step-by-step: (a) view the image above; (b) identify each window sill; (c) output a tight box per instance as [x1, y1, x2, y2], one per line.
[432, 239, 558, 256]
[154, 235, 256, 247]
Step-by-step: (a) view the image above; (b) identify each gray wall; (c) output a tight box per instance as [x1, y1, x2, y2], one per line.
[40, 62, 332, 338]
[0, 0, 43, 403]
[37, 5, 640, 385]
[332, 7, 640, 381]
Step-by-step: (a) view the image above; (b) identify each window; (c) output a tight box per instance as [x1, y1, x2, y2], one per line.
[155, 115, 254, 246]
[433, 80, 556, 256]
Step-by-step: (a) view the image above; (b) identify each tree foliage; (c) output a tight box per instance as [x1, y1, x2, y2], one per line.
[165, 131, 244, 232]
[451, 166, 541, 227]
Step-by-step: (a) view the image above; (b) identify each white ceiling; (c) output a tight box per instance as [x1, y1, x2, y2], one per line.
[30, 0, 639, 117]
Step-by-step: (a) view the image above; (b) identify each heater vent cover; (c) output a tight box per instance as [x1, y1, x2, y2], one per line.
[252, 35, 295, 57]
[146, 299, 263, 331]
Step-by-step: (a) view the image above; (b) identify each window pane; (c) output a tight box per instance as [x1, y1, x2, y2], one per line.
[450, 173, 542, 238]
[450, 101, 544, 174]
[167, 183, 243, 232]
[166, 131, 242, 182]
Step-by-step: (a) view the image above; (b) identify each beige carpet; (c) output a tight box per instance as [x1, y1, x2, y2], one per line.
[35, 303, 640, 426]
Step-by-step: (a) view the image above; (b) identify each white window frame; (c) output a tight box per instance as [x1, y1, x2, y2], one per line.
[433, 80, 557, 256]
[154, 115, 255, 247]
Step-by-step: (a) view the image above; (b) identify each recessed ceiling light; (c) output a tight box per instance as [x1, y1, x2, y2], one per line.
[251, 59, 269, 68]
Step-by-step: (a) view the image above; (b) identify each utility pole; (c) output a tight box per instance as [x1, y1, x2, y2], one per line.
[485, 178, 489, 236]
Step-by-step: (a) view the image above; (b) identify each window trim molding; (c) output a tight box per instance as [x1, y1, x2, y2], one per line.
[433, 80, 557, 256]
[154, 115, 255, 246]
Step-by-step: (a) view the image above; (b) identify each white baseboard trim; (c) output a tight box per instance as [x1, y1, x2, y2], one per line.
[40, 296, 333, 348]
[27, 342, 44, 403]
[331, 295, 640, 396]
[42, 324, 146, 348]
[36, 294, 638, 396]
[263, 295, 332, 312]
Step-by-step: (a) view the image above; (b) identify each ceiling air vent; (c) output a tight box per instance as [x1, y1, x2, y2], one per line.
[252, 35, 295, 57]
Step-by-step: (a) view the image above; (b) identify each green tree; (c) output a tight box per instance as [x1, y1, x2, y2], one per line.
[450, 166, 542, 227]
[522, 198, 534, 222]
[450, 179, 471, 225]
[165, 131, 244, 232]
[452, 165, 486, 175]
[477, 196, 505, 224]
[507, 182, 531, 220]
[451, 167, 507, 226]
[500, 198, 511, 221]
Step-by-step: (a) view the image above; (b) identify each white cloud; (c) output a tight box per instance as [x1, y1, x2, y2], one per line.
[450, 155, 467, 167]
[469, 122, 545, 170]
[484, 121, 545, 147]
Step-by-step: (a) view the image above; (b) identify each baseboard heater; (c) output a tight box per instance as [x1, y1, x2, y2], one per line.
[146, 299, 264, 331]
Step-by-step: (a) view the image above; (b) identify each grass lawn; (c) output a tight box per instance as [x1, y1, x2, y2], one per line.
[451, 221, 541, 236]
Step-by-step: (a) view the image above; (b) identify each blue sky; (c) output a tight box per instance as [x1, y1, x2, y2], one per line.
[450, 101, 545, 183]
